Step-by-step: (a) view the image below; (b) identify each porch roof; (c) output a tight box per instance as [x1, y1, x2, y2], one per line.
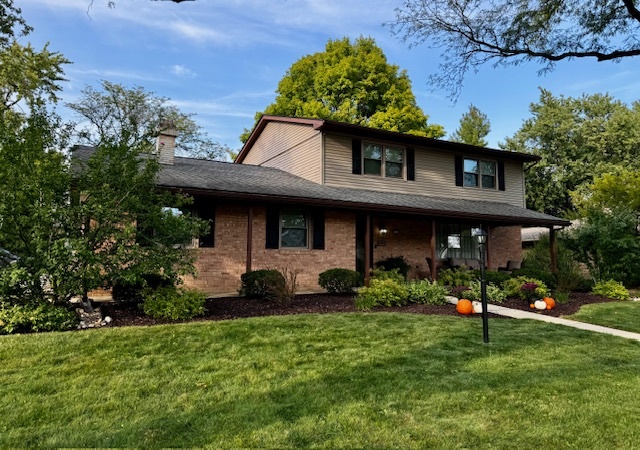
[153, 154, 568, 227]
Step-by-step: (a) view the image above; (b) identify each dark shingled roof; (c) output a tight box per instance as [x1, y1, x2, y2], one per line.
[72, 146, 568, 227]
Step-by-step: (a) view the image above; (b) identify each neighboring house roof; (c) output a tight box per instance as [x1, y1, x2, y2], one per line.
[522, 220, 581, 241]
[72, 146, 567, 227]
[236, 115, 541, 164]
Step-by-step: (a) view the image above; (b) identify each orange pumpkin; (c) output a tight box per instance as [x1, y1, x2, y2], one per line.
[457, 299, 473, 315]
[543, 297, 556, 310]
[529, 304, 535, 308]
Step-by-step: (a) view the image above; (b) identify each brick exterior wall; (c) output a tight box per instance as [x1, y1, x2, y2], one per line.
[183, 205, 356, 295]
[489, 225, 523, 270]
[183, 204, 524, 295]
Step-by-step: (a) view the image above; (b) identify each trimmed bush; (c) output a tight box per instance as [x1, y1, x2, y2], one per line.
[511, 267, 558, 290]
[472, 270, 511, 287]
[406, 280, 448, 305]
[0, 302, 78, 334]
[240, 269, 286, 300]
[318, 268, 360, 294]
[375, 256, 411, 279]
[592, 279, 630, 301]
[355, 278, 408, 310]
[142, 286, 206, 320]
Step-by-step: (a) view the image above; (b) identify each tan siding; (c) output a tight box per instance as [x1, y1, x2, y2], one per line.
[324, 133, 525, 207]
[242, 122, 322, 183]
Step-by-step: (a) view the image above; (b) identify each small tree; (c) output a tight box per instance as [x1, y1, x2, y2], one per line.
[450, 104, 491, 147]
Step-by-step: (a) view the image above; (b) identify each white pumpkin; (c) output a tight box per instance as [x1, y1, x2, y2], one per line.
[534, 300, 547, 310]
[472, 301, 483, 314]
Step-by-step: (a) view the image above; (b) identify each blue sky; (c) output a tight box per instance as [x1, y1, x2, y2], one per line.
[19, 0, 640, 155]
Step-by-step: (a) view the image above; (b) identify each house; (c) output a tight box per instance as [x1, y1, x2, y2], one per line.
[75, 116, 569, 295]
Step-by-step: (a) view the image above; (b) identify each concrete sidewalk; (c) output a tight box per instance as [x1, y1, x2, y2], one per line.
[488, 302, 640, 342]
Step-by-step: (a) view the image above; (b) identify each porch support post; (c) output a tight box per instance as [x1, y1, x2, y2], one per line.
[246, 206, 253, 273]
[486, 226, 492, 270]
[430, 219, 437, 280]
[549, 226, 558, 274]
[364, 213, 371, 287]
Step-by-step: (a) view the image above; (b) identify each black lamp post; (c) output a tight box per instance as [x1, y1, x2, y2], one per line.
[473, 227, 489, 343]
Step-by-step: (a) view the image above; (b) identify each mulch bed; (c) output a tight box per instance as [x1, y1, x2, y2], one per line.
[100, 292, 615, 328]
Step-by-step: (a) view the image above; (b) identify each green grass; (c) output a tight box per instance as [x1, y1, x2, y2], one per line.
[567, 301, 640, 333]
[2, 313, 640, 448]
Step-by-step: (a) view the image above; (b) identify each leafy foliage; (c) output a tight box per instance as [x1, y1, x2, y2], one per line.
[67, 81, 230, 160]
[375, 255, 411, 280]
[355, 278, 408, 310]
[502, 90, 640, 217]
[450, 104, 491, 146]
[465, 281, 507, 304]
[390, 0, 640, 100]
[0, 302, 78, 334]
[318, 268, 360, 294]
[406, 280, 449, 305]
[370, 267, 405, 284]
[503, 276, 549, 300]
[565, 209, 640, 287]
[592, 280, 630, 301]
[243, 37, 444, 142]
[141, 286, 206, 320]
[240, 269, 286, 300]
[437, 267, 476, 287]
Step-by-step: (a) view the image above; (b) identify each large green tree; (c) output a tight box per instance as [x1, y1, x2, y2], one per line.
[449, 104, 491, 146]
[390, 0, 640, 99]
[243, 37, 444, 142]
[501, 89, 640, 217]
[68, 81, 230, 160]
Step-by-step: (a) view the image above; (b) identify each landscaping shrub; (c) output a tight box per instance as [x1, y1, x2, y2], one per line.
[554, 291, 570, 304]
[141, 286, 206, 320]
[239, 269, 286, 300]
[375, 256, 411, 279]
[112, 273, 174, 304]
[592, 279, 630, 301]
[465, 281, 507, 304]
[502, 276, 549, 300]
[371, 267, 405, 283]
[0, 302, 78, 334]
[512, 267, 558, 290]
[355, 278, 408, 310]
[318, 268, 360, 294]
[437, 267, 476, 287]
[406, 280, 449, 305]
[449, 285, 471, 299]
[270, 267, 300, 304]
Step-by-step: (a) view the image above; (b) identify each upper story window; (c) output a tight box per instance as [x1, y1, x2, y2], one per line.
[463, 158, 496, 189]
[363, 142, 404, 178]
[280, 209, 308, 248]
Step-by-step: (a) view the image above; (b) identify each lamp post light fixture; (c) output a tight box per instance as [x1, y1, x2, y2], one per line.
[472, 227, 489, 343]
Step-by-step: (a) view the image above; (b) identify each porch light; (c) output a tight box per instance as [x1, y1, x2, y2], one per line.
[473, 227, 489, 343]
[379, 224, 388, 236]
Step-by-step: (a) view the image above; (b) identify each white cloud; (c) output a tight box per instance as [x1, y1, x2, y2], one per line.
[170, 64, 196, 78]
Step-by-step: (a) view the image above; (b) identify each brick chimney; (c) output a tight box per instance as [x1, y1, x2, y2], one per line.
[156, 119, 178, 165]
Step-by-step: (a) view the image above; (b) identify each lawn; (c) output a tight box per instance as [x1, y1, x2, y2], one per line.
[567, 301, 640, 334]
[2, 313, 640, 448]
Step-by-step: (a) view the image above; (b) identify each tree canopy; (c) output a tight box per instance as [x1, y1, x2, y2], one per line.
[243, 37, 444, 142]
[67, 80, 229, 160]
[390, 0, 640, 99]
[501, 89, 640, 217]
[449, 104, 491, 146]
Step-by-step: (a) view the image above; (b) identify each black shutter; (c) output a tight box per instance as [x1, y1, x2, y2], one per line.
[454, 155, 463, 186]
[498, 161, 506, 191]
[406, 148, 415, 181]
[265, 207, 279, 249]
[312, 209, 325, 250]
[352, 139, 362, 174]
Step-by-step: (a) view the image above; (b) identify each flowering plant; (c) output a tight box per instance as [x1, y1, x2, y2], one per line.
[520, 282, 539, 301]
